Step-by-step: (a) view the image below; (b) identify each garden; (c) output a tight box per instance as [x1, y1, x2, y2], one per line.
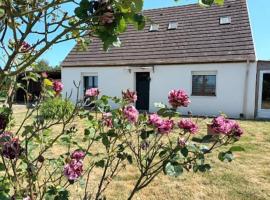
[0, 0, 270, 199]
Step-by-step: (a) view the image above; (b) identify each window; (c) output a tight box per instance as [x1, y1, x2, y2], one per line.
[149, 24, 159, 32]
[192, 72, 216, 96]
[219, 16, 231, 25]
[83, 76, 98, 93]
[168, 22, 178, 30]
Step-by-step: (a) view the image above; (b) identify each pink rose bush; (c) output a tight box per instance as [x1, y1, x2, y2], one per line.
[0, 86, 245, 199]
[148, 113, 163, 127]
[71, 150, 86, 161]
[178, 118, 199, 134]
[122, 89, 137, 103]
[20, 41, 32, 52]
[168, 89, 190, 108]
[210, 116, 243, 137]
[64, 150, 85, 182]
[0, 132, 22, 160]
[157, 119, 174, 134]
[85, 88, 100, 97]
[123, 105, 139, 123]
[148, 114, 174, 134]
[64, 159, 83, 182]
[102, 112, 113, 127]
[53, 80, 64, 94]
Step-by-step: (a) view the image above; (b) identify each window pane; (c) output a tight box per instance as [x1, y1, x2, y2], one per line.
[192, 74, 216, 96]
[204, 75, 216, 96]
[192, 75, 204, 95]
[93, 76, 98, 88]
[84, 76, 98, 91]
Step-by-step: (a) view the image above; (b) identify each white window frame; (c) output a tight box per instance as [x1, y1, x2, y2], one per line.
[191, 71, 217, 97]
[168, 22, 178, 30]
[149, 24, 159, 32]
[220, 16, 231, 25]
[258, 70, 270, 118]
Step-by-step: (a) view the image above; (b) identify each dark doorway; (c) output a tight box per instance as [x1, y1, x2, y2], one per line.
[262, 73, 270, 109]
[136, 72, 150, 111]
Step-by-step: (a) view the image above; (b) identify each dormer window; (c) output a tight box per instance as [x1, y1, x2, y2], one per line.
[168, 22, 178, 30]
[220, 16, 231, 25]
[149, 24, 159, 32]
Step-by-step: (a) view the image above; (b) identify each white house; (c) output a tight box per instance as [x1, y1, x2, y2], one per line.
[61, 0, 270, 119]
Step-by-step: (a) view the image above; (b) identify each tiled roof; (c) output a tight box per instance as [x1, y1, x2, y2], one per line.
[62, 0, 256, 67]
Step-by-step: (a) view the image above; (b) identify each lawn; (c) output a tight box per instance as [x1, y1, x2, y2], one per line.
[10, 105, 270, 200]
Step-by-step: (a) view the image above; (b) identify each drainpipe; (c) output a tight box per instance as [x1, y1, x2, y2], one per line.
[242, 59, 250, 118]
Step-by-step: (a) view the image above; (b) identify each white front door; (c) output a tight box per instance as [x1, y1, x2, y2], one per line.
[258, 71, 270, 118]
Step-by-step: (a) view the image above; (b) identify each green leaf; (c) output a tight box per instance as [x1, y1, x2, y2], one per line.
[229, 146, 245, 152]
[0, 192, 9, 200]
[164, 161, 183, 177]
[134, 0, 144, 11]
[0, 163, 5, 171]
[180, 147, 189, 157]
[218, 151, 234, 162]
[102, 135, 110, 148]
[214, 0, 224, 6]
[127, 154, 133, 164]
[199, 0, 214, 7]
[0, 8, 4, 18]
[198, 164, 212, 172]
[118, 17, 127, 33]
[95, 160, 105, 168]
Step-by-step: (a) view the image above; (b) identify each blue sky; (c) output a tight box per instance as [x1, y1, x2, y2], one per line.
[42, 0, 270, 66]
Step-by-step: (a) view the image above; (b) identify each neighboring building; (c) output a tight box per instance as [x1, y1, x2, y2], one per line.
[61, 0, 263, 118]
[15, 71, 61, 102]
[256, 61, 270, 118]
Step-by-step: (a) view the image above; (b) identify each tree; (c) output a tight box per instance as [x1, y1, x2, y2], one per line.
[32, 59, 59, 71]
[0, 1, 245, 200]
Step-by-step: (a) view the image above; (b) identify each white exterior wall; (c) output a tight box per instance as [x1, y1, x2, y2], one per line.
[62, 62, 257, 119]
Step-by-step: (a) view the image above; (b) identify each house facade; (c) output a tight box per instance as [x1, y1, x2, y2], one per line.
[61, 0, 266, 119]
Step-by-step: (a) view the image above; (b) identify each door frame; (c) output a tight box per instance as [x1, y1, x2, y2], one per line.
[258, 70, 270, 118]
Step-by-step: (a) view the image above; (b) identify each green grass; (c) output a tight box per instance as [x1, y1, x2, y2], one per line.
[10, 105, 270, 200]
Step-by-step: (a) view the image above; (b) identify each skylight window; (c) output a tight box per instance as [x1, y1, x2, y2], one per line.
[220, 16, 231, 25]
[149, 24, 159, 32]
[168, 22, 178, 30]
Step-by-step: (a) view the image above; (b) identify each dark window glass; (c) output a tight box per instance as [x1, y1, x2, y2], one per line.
[262, 73, 270, 109]
[83, 76, 98, 93]
[192, 75, 216, 96]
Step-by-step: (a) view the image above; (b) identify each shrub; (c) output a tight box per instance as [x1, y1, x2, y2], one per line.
[39, 97, 75, 121]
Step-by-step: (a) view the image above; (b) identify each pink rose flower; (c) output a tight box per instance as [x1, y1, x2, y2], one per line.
[148, 113, 163, 127]
[71, 150, 85, 161]
[178, 118, 199, 134]
[102, 112, 113, 127]
[85, 88, 100, 97]
[168, 89, 190, 108]
[20, 41, 31, 52]
[53, 80, 64, 93]
[2, 136, 22, 160]
[231, 123, 244, 137]
[122, 89, 137, 103]
[211, 116, 243, 137]
[157, 119, 174, 134]
[211, 116, 235, 135]
[123, 105, 139, 123]
[64, 159, 83, 181]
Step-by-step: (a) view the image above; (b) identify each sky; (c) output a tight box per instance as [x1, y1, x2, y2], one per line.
[41, 0, 270, 66]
